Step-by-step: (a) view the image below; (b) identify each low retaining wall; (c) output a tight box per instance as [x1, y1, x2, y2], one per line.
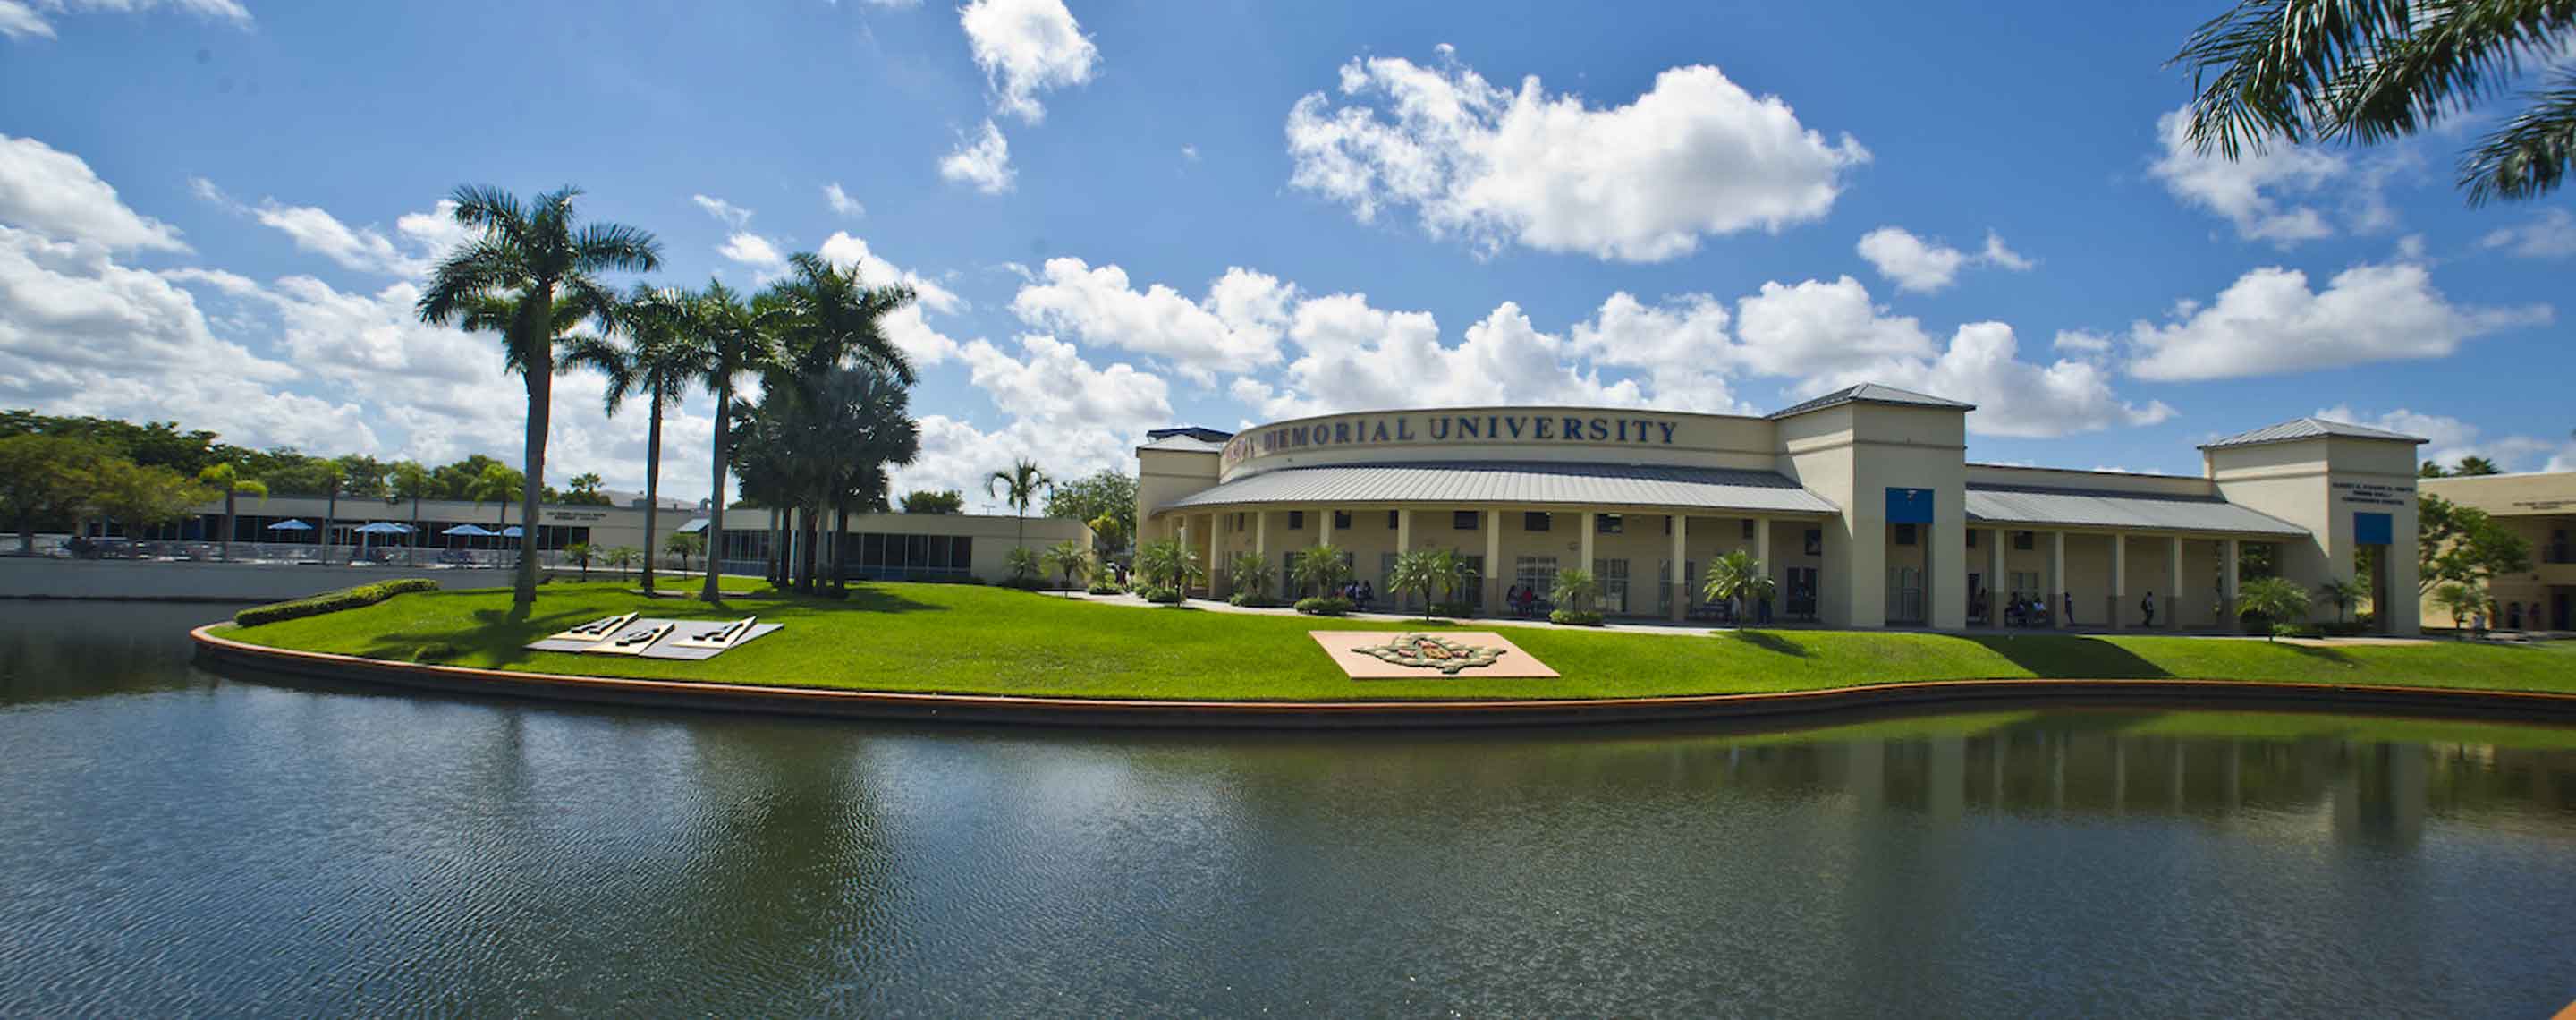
[2, 557, 514, 602]
[191, 625, 2576, 730]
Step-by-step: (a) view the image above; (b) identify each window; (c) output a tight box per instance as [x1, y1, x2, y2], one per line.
[2012, 531, 2034, 550]
[1741, 519, 1756, 540]
[1524, 512, 1552, 532]
[1453, 510, 1479, 531]
[1596, 514, 1623, 535]
[1894, 523, 1917, 546]
[1333, 510, 1352, 530]
[1386, 510, 1400, 530]
[1288, 511, 1304, 531]
[1803, 529, 1823, 556]
[1513, 556, 1558, 596]
[1593, 557, 1629, 614]
[1967, 529, 1979, 548]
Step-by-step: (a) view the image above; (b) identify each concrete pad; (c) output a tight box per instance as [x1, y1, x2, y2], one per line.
[1310, 631, 1558, 679]
[578, 619, 680, 656]
[635, 623, 782, 660]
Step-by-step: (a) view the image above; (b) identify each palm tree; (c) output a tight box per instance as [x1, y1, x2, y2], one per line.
[194, 463, 266, 560]
[2171, 1, 2576, 203]
[682, 279, 784, 604]
[1131, 537, 1203, 596]
[2431, 582, 2481, 633]
[1004, 546, 1044, 585]
[466, 463, 521, 532]
[1291, 540, 1352, 598]
[2236, 575, 2312, 641]
[1701, 549, 1774, 628]
[416, 184, 661, 616]
[602, 545, 640, 576]
[1426, 547, 1478, 612]
[665, 531, 704, 576]
[1042, 539, 1092, 595]
[1388, 548, 1445, 620]
[316, 461, 343, 563]
[566, 541, 592, 580]
[803, 367, 918, 595]
[565, 285, 704, 596]
[1551, 568, 1601, 617]
[390, 461, 432, 564]
[986, 458, 1052, 555]
[2453, 455, 2504, 476]
[1228, 550, 1275, 601]
[2318, 575, 2366, 627]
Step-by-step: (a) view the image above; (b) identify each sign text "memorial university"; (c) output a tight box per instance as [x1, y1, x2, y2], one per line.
[1224, 413, 1679, 466]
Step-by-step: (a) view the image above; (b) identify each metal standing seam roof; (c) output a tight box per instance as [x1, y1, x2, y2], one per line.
[1965, 485, 2306, 537]
[1139, 433, 1227, 453]
[2199, 417, 2427, 449]
[1768, 382, 1976, 419]
[1156, 462, 1840, 516]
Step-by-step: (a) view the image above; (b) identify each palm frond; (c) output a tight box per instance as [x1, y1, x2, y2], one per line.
[572, 221, 664, 275]
[2321, 1, 2575, 146]
[2462, 72, 2576, 201]
[447, 184, 528, 235]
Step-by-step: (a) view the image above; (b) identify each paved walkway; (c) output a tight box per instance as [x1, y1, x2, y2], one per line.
[1058, 591, 2446, 645]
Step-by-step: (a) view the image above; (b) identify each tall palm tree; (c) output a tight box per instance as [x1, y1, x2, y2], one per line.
[986, 458, 1052, 553]
[416, 184, 661, 616]
[685, 279, 784, 603]
[2172, 1, 2576, 203]
[565, 285, 705, 595]
[317, 461, 343, 562]
[763, 252, 917, 592]
[194, 463, 265, 561]
[389, 460, 431, 564]
[807, 367, 919, 594]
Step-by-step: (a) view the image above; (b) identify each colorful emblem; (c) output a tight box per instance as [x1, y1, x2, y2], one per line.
[1351, 633, 1507, 675]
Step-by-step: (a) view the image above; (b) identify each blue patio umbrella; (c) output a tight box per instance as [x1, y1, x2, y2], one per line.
[441, 523, 496, 537]
[354, 522, 412, 535]
[266, 519, 312, 531]
[500, 526, 523, 537]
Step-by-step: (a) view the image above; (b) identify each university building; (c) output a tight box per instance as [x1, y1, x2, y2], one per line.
[1139, 384, 2438, 634]
[2417, 472, 2576, 632]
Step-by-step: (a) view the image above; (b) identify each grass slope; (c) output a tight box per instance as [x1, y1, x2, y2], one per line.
[217, 581, 2576, 702]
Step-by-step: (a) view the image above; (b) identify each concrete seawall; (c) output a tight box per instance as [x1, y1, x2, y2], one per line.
[0, 557, 516, 602]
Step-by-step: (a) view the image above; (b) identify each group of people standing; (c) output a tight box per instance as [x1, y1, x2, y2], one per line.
[1335, 580, 1375, 611]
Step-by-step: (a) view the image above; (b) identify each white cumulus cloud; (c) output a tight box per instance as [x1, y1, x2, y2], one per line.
[939, 120, 1015, 194]
[2123, 261, 2551, 381]
[0, 0, 248, 40]
[822, 182, 864, 218]
[1285, 51, 1867, 262]
[1008, 257, 1291, 383]
[0, 133, 185, 251]
[2480, 208, 2576, 258]
[957, 0, 1097, 124]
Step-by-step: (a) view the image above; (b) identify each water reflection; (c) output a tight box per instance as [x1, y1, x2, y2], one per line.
[1, 607, 2572, 1016]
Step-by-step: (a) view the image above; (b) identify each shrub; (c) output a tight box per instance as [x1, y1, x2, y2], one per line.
[1086, 581, 1124, 596]
[235, 578, 440, 628]
[1428, 600, 1477, 617]
[1294, 595, 1353, 616]
[1227, 591, 1282, 608]
[997, 575, 1047, 591]
[1549, 608, 1605, 626]
[1140, 584, 1185, 604]
[2271, 622, 2304, 640]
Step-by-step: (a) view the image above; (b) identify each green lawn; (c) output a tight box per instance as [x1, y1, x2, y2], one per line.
[214, 580, 2576, 702]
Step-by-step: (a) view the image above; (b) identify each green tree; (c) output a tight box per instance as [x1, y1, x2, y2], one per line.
[2236, 575, 2312, 641]
[389, 461, 432, 559]
[466, 463, 523, 531]
[760, 251, 919, 593]
[2318, 575, 2365, 626]
[901, 489, 964, 514]
[1291, 541, 1352, 597]
[1004, 544, 1043, 583]
[1087, 512, 1125, 562]
[2452, 455, 2503, 476]
[1387, 548, 1445, 620]
[1700, 549, 1775, 628]
[416, 184, 661, 616]
[1044, 469, 1138, 548]
[0, 435, 106, 554]
[2431, 582, 2482, 633]
[664, 531, 704, 575]
[2171, 0, 2576, 204]
[562, 472, 609, 505]
[88, 459, 208, 540]
[1041, 539, 1092, 595]
[1131, 537, 1203, 593]
[569, 285, 706, 595]
[1228, 549, 1275, 600]
[317, 461, 343, 558]
[2418, 492, 2535, 596]
[1425, 547, 1478, 608]
[194, 462, 267, 560]
[682, 279, 782, 603]
[1550, 568, 1602, 616]
[566, 541, 593, 579]
[986, 458, 1053, 555]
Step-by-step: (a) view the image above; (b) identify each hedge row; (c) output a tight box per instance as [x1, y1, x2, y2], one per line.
[234, 578, 441, 628]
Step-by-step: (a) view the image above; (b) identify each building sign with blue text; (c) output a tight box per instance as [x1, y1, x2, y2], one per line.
[1222, 412, 1682, 468]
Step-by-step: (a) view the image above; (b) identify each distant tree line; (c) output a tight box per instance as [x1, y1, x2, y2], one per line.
[0, 411, 609, 504]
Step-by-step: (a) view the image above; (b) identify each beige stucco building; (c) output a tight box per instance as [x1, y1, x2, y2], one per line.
[1139, 384, 2431, 634]
[2417, 472, 2576, 632]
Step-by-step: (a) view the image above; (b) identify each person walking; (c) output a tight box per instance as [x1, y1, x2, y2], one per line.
[2063, 591, 2077, 627]
[2141, 591, 2157, 629]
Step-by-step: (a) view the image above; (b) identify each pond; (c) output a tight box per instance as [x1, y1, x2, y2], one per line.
[3, 601, 2572, 1016]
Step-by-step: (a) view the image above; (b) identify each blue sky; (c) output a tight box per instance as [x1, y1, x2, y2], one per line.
[3, 0, 2570, 509]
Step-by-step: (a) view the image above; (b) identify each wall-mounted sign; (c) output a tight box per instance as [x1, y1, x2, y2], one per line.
[1885, 487, 1935, 524]
[542, 509, 611, 523]
[2332, 480, 2411, 508]
[1223, 412, 1681, 467]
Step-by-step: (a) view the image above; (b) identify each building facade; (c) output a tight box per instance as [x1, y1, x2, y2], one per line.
[1139, 385, 2430, 634]
[2417, 472, 2576, 633]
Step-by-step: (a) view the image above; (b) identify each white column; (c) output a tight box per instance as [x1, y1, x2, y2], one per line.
[2050, 531, 2069, 629]
[1318, 506, 1334, 547]
[1204, 512, 1219, 597]
[2167, 536, 2185, 631]
[2110, 534, 2128, 631]
[1483, 509, 1503, 612]
[1669, 514, 1688, 622]
[1254, 510, 1268, 593]
[1987, 528, 2006, 625]
[1580, 511, 1597, 582]
[2223, 538, 2241, 628]
[1394, 509, 1412, 611]
[1752, 517, 1772, 624]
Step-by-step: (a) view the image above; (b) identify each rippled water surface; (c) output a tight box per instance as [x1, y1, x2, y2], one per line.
[4, 602, 2574, 1016]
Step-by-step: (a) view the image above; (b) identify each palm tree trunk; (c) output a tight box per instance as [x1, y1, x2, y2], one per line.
[832, 505, 849, 595]
[410, 492, 421, 566]
[516, 364, 548, 616]
[322, 487, 336, 564]
[701, 388, 729, 603]
[799, 504, 820, 593]
[641, 402, 662, 594]
[221, 490, 234, 560]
